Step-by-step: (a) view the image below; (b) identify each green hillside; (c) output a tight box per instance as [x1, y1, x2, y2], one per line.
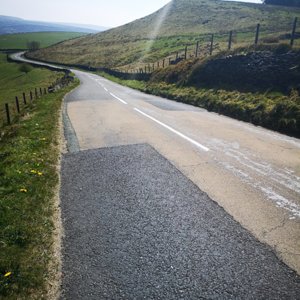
[28, 0, 300, 69]
[0, 31, 88, 50]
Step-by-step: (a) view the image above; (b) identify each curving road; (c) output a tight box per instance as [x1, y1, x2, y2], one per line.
[11, 54, 300, 299]
[66, 68, 300, 271]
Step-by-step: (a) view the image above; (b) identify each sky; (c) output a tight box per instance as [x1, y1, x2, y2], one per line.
[1, 0, 262, 28]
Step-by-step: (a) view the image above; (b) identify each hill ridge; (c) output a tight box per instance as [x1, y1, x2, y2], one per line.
[28, 0, 300, 68]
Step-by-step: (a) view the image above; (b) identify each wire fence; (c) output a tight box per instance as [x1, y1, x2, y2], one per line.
[118, 17, 299, 74]
[0, 75, 73, 127]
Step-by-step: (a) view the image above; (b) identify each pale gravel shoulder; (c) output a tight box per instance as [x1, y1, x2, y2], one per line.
[45, 105, 64, 300]
[46, 83, 79, 299]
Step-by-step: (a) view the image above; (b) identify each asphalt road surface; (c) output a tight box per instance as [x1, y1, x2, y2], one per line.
[11, 53, 300, 298]
[60, 144, 300, 299]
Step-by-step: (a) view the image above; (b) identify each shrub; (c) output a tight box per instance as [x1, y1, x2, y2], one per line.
[18, 63, 33, 74]
[262, 36, 280, 44]
[27, 41, 40, 51]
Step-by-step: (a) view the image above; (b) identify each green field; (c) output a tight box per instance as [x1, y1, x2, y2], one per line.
[28, 0, 300, 70]
[0, 53, 62, 125]
[0, 53, 79, 299]
[0, 31, 88, 50]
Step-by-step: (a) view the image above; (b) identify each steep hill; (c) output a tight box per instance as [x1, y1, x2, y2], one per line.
[0, 15, 107, 34]
[28, 0, 300, 68]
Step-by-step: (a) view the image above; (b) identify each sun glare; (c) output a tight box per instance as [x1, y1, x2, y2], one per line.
[139, 1, 173, 64]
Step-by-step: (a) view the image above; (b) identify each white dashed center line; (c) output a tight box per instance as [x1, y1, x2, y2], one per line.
[109, 92, 128, 105]
[134, 108, 210, 152]
[90, 76, 208, 151]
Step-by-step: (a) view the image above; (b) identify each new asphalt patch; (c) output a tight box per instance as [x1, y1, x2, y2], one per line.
[60, 144, 300, 299]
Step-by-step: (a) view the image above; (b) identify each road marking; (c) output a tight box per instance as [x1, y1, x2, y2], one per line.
[104, 87, 108, 92]
[134, 108, 210, 152]
[109, 92, 128, 105]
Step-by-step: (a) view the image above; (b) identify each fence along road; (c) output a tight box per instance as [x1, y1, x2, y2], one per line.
[11, 52, 300, 295]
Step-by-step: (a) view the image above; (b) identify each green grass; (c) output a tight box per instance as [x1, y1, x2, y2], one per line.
[28, 0, 300, 69]
[0, 55, 79, 299]
[0, 32, 88, 50]
[0, 54, 62, 125]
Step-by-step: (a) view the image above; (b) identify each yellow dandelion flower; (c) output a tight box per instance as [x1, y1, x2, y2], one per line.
[30, 170, 37, 174]
[41, 138, 46, 141]
[38, 172, 43, 176]
[4, 272, 11, 277]
[20, 188, 27, 193]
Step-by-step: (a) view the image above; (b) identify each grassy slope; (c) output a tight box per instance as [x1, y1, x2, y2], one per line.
[0, 55, 78, 298]
[0, 32, 88, 50]
[28, 0, 300, 68]
[0, 54, 61, 124]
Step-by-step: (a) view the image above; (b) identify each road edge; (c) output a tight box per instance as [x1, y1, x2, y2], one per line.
[62, 85, 81, 153]
[45, 83, 81, 299]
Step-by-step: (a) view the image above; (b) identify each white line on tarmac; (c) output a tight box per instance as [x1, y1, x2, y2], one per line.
[134, 108, 210, 152]
[104, 87, 108, 92]
[109, 93, 128, 105]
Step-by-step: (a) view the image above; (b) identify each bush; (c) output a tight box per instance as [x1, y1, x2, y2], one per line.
[262, 36, 280, 44]
[27, 41, 40, 51]
[19, 63, 33, 74]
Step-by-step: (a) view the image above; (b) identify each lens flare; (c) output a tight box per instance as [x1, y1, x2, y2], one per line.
[139, 1, 173, 65]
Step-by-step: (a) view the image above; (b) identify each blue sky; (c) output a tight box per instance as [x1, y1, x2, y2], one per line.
[1, 0, 262, 27]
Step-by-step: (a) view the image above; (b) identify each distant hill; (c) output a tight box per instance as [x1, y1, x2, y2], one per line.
[28, 0, 300, 69]
[0, 15, 108, 34]
[57, 23, 108, 32]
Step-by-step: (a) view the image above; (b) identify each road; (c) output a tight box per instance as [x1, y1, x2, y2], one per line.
[12, 53, 300, 298]
[66, 70, 300, 269]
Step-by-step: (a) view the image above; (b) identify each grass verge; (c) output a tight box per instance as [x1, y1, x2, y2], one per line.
[97, 71, 300, 138]
[0, 68, 79, 298]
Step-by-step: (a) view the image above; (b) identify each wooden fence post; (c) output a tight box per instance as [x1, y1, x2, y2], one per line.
[44, 88, 47, 95]
[291, 17, 298, 47]
[35, 88, 38, 99]
[210, 34, 214, 55]
[30, 91, 33, 102]
[228, 31, 233, 50]
[39, 87, 42, 96]
[184, 46, 188, 60]
[5, 103, 10, 125]
[15, 96, 20, 113]
[195, 41, 199, 57]
[23, 92, 27, 105]
[255, 23, 260, 45]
